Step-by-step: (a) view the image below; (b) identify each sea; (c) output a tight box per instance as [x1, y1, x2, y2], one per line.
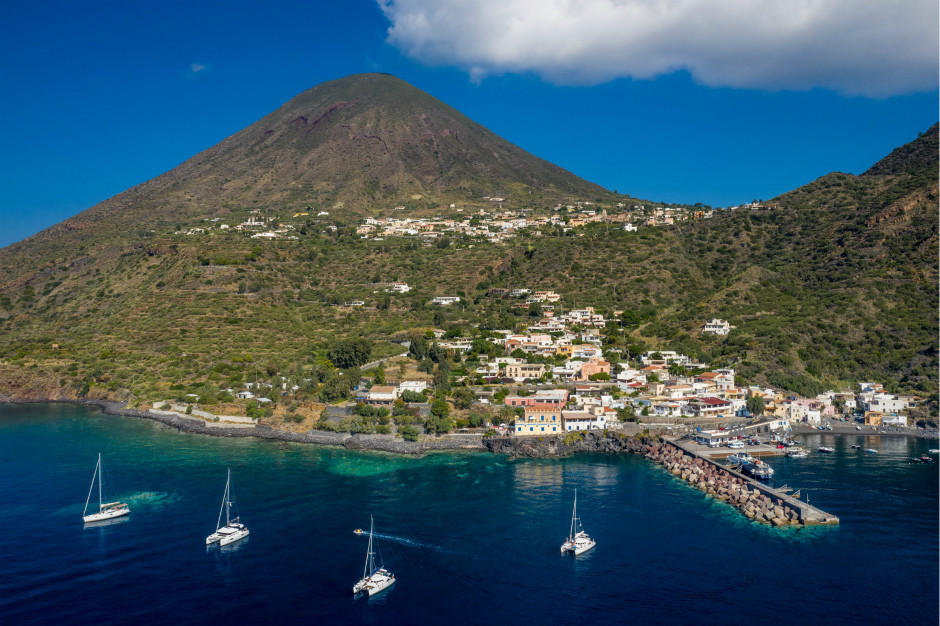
[1, 403, 937, 625]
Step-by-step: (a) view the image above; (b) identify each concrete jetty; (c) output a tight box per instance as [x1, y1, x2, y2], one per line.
[647, 438, 839, 527]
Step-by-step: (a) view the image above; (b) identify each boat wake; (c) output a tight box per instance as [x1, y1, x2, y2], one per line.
[362, 531, 445, 552]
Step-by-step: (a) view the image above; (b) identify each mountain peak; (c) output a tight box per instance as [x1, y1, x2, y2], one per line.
[863, 123, 938, 177]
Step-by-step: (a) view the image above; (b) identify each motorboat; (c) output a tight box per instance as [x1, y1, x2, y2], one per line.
[851, 445, 862, 450]
[817, 447, 835, 453]
[206, 468, 249, 547]
[353, 517, 396, 596]
[727, 451, 754, 465]
[742, 458, 775, 480]
[786, 447, 808, 458]
[561, 489, 595, 555]
[82, 453, 130, 523]
[865, 448, 878, 454]
[353, 528, 365, 535]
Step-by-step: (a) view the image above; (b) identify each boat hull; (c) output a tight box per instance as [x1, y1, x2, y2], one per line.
[83, 506, 130, 523]
[561, 535, 595, 555]
[353, 570, 395, 596]
[207, 524, 249, 546]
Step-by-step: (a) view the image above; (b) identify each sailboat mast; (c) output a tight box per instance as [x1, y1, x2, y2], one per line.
[569, 489, 578, 539]
[98, 453, 103, 512]
[225, 468, 231, 526]
[83, 454, 100, 517]
[363, 516, 375, 579]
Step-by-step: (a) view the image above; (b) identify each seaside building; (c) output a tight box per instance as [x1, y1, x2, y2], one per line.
[515, 405, 562, 436]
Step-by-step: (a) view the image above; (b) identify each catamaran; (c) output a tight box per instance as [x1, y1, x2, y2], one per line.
[353, 516, 396, 596]
[82, 453, 130, 523]
[206, 468, 249, 547]
[560, 490, 595, 555]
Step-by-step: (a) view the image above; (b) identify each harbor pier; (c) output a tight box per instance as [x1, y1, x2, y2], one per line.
[648, 438, 839, 527]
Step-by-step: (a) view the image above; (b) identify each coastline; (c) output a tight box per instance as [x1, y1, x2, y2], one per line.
[0, 396, 486, 456]
[1, 396, 936, 458]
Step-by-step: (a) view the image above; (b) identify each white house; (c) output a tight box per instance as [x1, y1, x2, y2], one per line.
[399, 380, 428, 394]
[386, 282, 411, 293]
[702, 318, 732, 335]
[431, 296, 461, 306]
[562, 410, 607, 431]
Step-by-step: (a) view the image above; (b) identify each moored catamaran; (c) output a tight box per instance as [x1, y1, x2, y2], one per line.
[353, 516, 396, 596]
[561, 489, 595, 555]
[82, 453, 130, 523]
[206, 468, 249, 547]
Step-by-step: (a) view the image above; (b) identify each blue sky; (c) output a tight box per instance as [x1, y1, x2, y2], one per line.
[1, 0, 937, 248]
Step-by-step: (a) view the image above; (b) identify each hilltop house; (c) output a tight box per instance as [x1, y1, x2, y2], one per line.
[702, 319, 732, 335]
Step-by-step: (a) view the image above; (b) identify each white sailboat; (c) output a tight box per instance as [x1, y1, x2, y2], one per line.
[206, 468, 249, 547]
[353, 516, 396, 596]
[82, 453, 130, 523]
[560, 489, 595, 555]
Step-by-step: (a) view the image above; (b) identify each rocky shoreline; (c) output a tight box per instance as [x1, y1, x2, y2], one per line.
[0, 397, 485, 456]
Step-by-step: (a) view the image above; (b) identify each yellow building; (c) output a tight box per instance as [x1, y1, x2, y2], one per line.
[515, 405, 562, 436]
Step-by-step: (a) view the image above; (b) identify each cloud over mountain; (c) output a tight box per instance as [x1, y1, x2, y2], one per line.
[379, 0, 939, 96]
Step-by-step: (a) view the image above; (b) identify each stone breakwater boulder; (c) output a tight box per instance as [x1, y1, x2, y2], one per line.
[646, 442, 803, 527]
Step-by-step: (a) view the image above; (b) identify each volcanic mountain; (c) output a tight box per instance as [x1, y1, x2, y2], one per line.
[7, 74, 611, 253]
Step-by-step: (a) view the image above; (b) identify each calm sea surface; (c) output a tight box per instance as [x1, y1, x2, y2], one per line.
[1, 404, 937, 625]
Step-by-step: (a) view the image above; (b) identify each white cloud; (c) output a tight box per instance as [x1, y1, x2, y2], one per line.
[184, 62, 212, 81]
[379, 0, 939, 96]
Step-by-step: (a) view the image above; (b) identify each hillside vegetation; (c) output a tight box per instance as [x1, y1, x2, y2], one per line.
[0, 73, 935, 414]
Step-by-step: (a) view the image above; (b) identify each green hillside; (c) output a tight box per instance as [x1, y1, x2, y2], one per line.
[0, 74, 935, 416]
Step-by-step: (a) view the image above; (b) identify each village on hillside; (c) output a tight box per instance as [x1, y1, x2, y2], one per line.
[175, 200, 775, 243]
[176, 289, 922, 442]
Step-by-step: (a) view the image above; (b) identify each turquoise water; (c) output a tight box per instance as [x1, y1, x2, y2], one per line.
[1, 404, 937, 625]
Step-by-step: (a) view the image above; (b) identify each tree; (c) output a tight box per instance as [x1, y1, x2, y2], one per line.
[428, 343, 447, 363]
[373, 365, 386, 385]
[451, 387, 475, 410]
[398, 424, 421, 442]
[434, 361, 451, 391]
[409, 334, 428, 361]
[498, 405, 518, 424]
[427, 399, 453, 435]
[589, 372, 611, 381]
[418, 358, 434, 374]
[746, 395, 765, 416]
[327, 338, 373, 369]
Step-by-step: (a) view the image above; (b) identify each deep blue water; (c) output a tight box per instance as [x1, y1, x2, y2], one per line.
[1, 404, 937, 625]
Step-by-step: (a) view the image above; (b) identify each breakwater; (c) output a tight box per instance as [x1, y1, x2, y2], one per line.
[649, 439, 839, 526]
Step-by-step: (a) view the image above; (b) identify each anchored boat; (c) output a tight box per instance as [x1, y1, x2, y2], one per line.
[742, 458, 775, 480]
[561, 490, 595, 555]
[206, 468, 249, 547]
[82, 453, 130, 523]
[353, 516, 396, 596]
